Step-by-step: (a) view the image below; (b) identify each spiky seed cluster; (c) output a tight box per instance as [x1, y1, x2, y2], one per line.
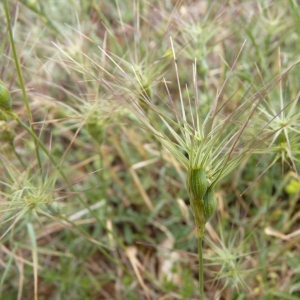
[86, 111, 105, 145]
[187, 168, 217, 237]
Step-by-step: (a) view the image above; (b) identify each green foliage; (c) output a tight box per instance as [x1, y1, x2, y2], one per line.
[0, 80, 12, 112]
[0, 0, 300, 299]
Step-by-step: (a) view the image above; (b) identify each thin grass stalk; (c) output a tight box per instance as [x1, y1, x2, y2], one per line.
[3, 1, 32, 121]
[3, 0, 42, 169]
[198, 237, 204, 299]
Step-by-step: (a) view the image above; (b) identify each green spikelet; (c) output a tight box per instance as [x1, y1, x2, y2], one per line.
[0, 121, 15, 143]
[187, 168, 208, 200]
[25, 0, 39, 9]
[0, 81, 17, 119]
[203, 187, 217, 222]
[0, 80, 12, 112]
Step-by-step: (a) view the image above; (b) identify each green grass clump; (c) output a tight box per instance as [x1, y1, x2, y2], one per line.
[1, 1, 300, 300]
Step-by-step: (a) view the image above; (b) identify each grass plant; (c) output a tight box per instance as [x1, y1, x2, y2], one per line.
[1, 1, 300, 299]
[100, 36, 299, 298]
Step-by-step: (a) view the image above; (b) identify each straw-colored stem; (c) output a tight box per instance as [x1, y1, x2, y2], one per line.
[198, 237, 204, 299]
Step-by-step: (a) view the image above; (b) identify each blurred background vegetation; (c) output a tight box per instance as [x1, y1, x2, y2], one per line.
[0, 0, 300, 299]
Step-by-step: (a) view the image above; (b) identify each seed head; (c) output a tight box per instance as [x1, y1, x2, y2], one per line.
[86, 111, 105, 145]
[203, 187, 217, 222]
[0, 121, 15, 143]
[187, 168, 208, 200]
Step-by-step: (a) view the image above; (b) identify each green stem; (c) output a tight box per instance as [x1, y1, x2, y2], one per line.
[198, 237, 204, 300]
[3, 1, 32, 120]
[3, 0, 42, 170]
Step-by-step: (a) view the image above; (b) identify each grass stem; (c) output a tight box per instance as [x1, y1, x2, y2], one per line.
[198, 237, 204, 299]
[3, 0, 42, 170]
